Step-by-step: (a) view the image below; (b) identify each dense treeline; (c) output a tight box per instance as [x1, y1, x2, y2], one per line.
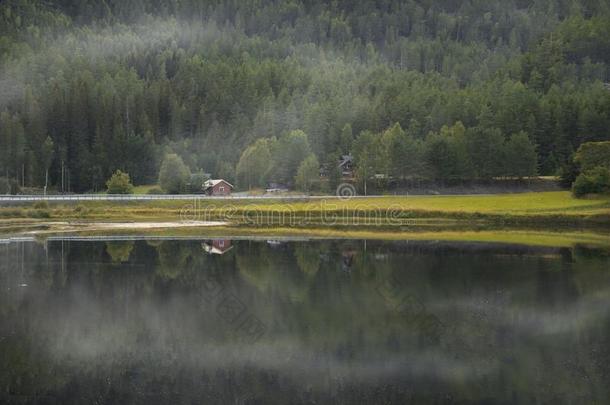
[0, 0, 609, 192]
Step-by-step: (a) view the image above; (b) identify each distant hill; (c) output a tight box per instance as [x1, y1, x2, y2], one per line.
[0, 0, 608, 191]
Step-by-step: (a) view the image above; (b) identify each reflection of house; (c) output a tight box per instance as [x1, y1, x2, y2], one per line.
[203, 179, 233, 196]
[202, 239, 233, 255]
[342, 248, 356, 270]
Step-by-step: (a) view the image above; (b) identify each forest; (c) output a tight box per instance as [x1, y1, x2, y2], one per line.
[0, 0, 609, 192]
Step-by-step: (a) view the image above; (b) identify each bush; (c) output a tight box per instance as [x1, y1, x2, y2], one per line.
[33, 201, 49, 209]
[146, 187, 164, 195]
[73, 205, 90, 216]
[187, 171, 210, 193]
[106, 170, 134, 194]
[572, 167, 610, 197]
[29, 209, 51, 218]
[0, 208, 26, 218]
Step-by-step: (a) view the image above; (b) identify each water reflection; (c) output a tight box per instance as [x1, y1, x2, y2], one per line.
[1, 238, 610, 404]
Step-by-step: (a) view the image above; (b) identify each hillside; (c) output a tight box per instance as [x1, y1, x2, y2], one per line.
[0, 0, 609, 192]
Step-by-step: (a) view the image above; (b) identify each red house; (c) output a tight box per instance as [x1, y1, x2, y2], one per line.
[202, 239, 233, 255]
[203, 179, 233, 196]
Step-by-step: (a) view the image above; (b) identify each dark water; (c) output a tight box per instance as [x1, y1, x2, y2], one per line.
[1, 237, 610, 404]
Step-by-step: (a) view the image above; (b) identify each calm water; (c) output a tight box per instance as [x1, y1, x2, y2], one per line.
[1, 237, 610, 404]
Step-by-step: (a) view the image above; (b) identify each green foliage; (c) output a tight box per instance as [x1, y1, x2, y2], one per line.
[572, 167, 610, 197]
[146, 187, 164, 195]
[295, 154, 320, 192]
[339, 124, 353, 154]
[504, 132, 538, 178]
[29, 208, 51, 218]
[33, 201, 48, 209]
[558, 157, 580, 189]
[574, 142, 610, 171]
[158, 154, 190, 194]
[0, 177, 13, 194]
[105, 170, 134, 194]
[270, 130, 312, 185]
[187, 171, 210, 193]
[424, 131, 466, 182]
[236, 139, 272, 189]
[464, 126, 504, 179]
[352, 130, 379, 192]
[0, 0, 609, 192]
[106, 241, 134, 263]
[216, 162, 236, 186]
[380, 122, 424, 179]
[326, 153, 344, 193]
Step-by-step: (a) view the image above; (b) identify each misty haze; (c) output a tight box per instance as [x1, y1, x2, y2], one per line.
[1, 1, 610, 404]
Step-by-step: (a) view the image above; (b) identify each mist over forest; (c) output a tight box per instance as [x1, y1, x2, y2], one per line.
[1, 0, 609, 192]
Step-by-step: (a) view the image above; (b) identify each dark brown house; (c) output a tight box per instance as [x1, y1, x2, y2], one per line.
[319, 154, 355, 180]
[338, 154, 354, 179]
[203, 179, 234, 196]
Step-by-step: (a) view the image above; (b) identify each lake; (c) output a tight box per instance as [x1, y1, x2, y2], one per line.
[1, 236, 609, 404]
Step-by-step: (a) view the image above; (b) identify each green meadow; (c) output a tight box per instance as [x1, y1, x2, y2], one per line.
[1, 191, 609, 229]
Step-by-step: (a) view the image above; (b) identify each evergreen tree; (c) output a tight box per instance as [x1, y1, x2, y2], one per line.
[295, 154, 320, 192]
[504, 132, 538, 179]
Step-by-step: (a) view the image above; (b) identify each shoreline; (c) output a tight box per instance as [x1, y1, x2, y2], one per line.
[1, 221, 610, 249]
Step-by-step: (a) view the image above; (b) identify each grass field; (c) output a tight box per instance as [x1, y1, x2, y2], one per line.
[203, 191, 610, 216]
[1, 191, 609, 228]
[131, 184, 160, 194]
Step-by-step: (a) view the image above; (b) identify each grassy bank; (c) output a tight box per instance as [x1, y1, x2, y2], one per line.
[1, 191, 609, 228]
[9, 225, 610, 249]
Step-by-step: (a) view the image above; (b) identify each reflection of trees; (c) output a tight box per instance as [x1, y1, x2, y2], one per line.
[236, 242, 310, 302]
[155, 241, 192, 279]
[2, 239, 610, 403]
[105, 241, 134, 263]
[294, 242, 320, 277]
[0, 335, 68, 400]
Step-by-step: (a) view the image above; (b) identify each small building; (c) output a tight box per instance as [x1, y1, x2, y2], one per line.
[202, 239, 233, 255]
[339, 154, 354, 178]
[203, 179, 233, 196]
[320, 154, 355, 179]
[265, 182, 289, 194]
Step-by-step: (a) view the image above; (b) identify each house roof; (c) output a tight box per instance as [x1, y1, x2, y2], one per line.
[339, 154, 353, 168]
[203, 179, 234, 189]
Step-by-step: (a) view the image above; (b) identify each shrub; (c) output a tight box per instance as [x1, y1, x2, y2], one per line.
[33, 201, 49, 209]
[146, 187, 165, 195]
[106, 170, 134, 194]
[73, 205, 89, 215]
[187, 171, 210, 193]
[0, 208, 26, 218]
[572, 167, 610, 197]
[29, 209, 51, 218]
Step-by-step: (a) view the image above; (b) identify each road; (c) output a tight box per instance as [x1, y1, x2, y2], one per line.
[0, 194, 331, 202]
